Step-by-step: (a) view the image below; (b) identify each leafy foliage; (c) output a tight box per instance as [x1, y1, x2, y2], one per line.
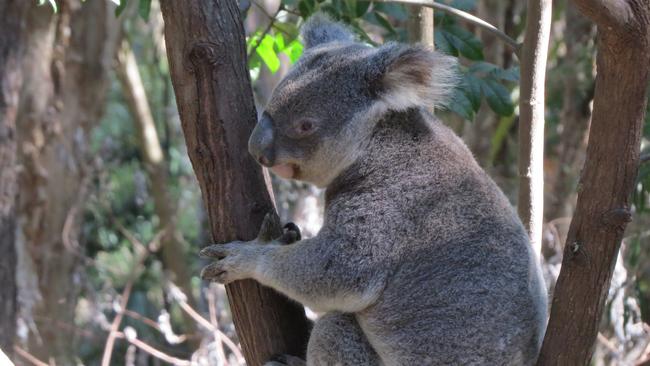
[241, 0, 517, 120]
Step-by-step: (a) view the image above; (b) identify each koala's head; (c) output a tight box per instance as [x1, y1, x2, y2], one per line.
[249, 14, 457, 187]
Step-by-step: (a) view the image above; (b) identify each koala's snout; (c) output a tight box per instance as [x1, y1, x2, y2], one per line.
[248, 114, 275, 167]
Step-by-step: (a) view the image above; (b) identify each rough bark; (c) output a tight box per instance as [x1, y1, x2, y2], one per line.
[0, 0, 30, 353]
[16, 1, 122, 362]
[158, 1, 311, 365]
[518, 0, 552, 256]
[537, 0, 650, 364]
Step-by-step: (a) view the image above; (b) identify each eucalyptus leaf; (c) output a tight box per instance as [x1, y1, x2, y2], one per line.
[480, 78, 515, 116]
[256, 34, 281, 73]
[138, 0, 152, 20]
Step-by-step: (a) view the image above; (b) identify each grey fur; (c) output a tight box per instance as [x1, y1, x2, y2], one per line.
[202, 15, 547, 366]
[301, 13, 356, 49]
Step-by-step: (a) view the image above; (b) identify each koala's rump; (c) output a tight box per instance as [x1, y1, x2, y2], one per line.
[355, 227, 545, 366]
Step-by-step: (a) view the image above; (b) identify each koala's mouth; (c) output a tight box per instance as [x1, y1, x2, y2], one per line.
[270, 163, 298, 179]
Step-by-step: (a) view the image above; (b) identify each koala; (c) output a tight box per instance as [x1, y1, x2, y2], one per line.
[201, 14, 548, 366]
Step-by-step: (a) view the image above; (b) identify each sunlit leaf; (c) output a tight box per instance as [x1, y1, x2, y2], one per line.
[256, 34, 281, 73]
[282, 40, 304, 63]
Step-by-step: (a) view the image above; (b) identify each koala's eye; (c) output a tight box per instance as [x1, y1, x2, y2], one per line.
[290, 118, 318, 138]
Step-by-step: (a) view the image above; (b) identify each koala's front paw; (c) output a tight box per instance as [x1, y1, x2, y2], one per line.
[199, 243, 259, 284]
[279, 222, 301, 244]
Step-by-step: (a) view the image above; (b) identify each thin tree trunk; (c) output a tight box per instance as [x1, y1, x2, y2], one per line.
[537, 0, 650, 364]
[16, 1, 122, 362]
[115, 41, 199, 333]
[0, 0, 30, 354]
[518, 0, 552, 256]
[407, 5, 434, 47]
[158, 1, 311, 365]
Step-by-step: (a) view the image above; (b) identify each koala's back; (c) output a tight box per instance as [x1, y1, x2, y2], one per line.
[324, 109, 547, 366]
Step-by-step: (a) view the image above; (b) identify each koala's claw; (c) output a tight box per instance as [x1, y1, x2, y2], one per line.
[199, 242, 242, 259]
[279, 222, 301, 244]
[200, 262, 227, 282]
[199, 243, 256, 284]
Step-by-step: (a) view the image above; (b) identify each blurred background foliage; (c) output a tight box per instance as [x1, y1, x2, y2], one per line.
[10, 0, 650, 365]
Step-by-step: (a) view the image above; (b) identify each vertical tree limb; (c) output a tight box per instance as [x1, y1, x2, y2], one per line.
[158, 1, 311, 365]
[407, 5, 434, 48]
[518, 0, 552, 256]
[537, 0, 650, 364]
[16, 1, 123, 361]
[0, 0, 30, 353]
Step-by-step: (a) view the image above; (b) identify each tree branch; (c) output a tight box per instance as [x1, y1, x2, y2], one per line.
[518, 0, 553, 256]
[375, 0, 520, 54]
[571, 0, 634, 31]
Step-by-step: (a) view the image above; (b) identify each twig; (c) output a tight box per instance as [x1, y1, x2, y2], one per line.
[208, 287, 228, 365]
[374, 0, 520, 55]
[168, 283, 245, 363]
[100, 229, 161, 366]
[597, 332, 619, 355]
[115, 331, 191, 366]
[100, 277, 135, 366]
[13, 346, 49, 366]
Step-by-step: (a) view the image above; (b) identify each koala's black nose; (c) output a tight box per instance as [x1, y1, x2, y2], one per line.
[249, 113, 275, 167]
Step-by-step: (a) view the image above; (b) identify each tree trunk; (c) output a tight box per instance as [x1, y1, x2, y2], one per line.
[16, 1, 122, 362]
[0, 0, 30, 353]
[537, 1, 650, 364]
[518, 0, 552, 256]
[158, 1, 311, 365]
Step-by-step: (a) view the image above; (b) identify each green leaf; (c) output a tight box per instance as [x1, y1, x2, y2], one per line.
[256, 34, 281, 73]
[448, 87, 475, 121]
[298, 0, 315, 17]
[138, 0, 152, 20]
[434, 29, 454, 55]
[480, 79, 514, 116]
[463, 74, 482, 111]
[439, 24, 483, 60]
[275, 33, 286, 51]
[281, 40, 304, 63]
[115, 0, 128, 17]
[469, 62, 519, 82]
[355, 1, 371, 16]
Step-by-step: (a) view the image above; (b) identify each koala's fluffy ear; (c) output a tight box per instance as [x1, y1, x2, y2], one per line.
[301, 13, 355, 49]
[368, 43, 458, 111]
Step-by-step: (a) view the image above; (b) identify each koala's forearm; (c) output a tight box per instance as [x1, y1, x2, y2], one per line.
[252, 239, 386, 313]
